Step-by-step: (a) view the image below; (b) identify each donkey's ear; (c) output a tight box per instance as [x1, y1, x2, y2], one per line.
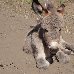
[32, 0, 43, 14]
[57, 4, 65, 15]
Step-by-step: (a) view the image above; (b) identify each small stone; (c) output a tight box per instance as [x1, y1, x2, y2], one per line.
[6, 64, 8, 66]
[17, 67, 18, 69]
[3, 68, 4, 69]
[0, 64, 4, 67]
[12, 62, 13, 64]
[24, 15, 28, 19]
[10, 64, 12, 65]
[66, 29, 69, 33]
[14, 66, 16, 67]
[65, 31, 67, 33]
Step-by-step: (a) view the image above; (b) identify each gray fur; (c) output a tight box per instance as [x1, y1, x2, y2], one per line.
[23, 0, 74, 69]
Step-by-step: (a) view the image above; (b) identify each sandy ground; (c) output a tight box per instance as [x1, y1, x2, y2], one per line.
[0, 0, 74, 74]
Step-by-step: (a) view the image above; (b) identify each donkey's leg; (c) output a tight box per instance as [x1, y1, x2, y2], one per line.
[58, 43, 71, 55]
[31, 33, 49, 69]
[60, 36, 74, 53]
[23, 35, 33, 54]
[56, 50, 70, 64]
[62, 42, 74, 53]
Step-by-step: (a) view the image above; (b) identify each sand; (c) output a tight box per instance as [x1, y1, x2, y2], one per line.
[0, 0, 74, 74]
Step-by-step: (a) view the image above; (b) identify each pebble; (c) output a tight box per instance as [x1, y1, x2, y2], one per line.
[0, 64, 4, 67]
[24, 15, 28, 19]
[6, 64, 8, 66]
[10, 64, 12, 65]
[66, 29, 69, 33]
[14, 66, 16, 67]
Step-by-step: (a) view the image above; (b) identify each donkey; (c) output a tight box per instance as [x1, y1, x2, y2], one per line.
[23, 0, 74, 69]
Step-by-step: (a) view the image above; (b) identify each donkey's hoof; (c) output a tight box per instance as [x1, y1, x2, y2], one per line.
[36, 58, 49, 69]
